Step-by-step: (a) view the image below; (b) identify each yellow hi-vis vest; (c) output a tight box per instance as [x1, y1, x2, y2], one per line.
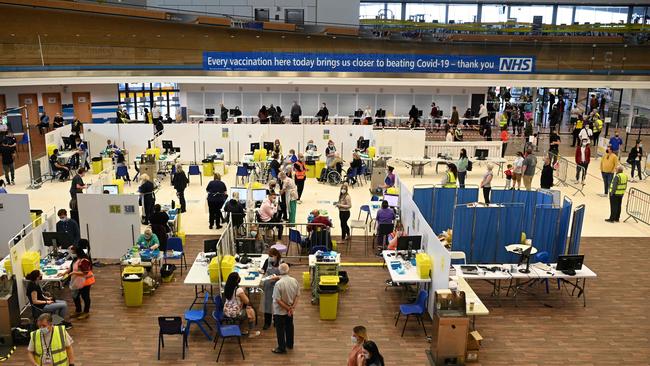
[31, 325, 68, 366]
[499, 114, 508, 128]
[576, 119, 583, 129]
[593, 119, 603, 133]
[610, 173, 628, 196]
[444, 171, 457, 188]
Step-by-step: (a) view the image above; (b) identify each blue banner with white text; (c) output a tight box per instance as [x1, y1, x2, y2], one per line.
[203, 52, 536, 74]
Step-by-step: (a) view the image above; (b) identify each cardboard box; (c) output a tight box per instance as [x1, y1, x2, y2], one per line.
[466, 331, 483, 362]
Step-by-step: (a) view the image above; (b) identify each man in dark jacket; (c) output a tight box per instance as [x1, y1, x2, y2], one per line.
[56, 209, 80, 245]
[290, 101, 302, 123]
[540, 156, 554, 189]
[171, 163, 189, 213]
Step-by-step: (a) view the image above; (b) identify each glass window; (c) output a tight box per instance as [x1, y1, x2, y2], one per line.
[386, 3, 402, 21]
[556, 6, 574, 25]
[481, 4, 508, 23]
[509, 5, 554, 24]
[405, 4, 445, 23]
[447, 4, 477, 24]
[360, 2, 384, 20]
[575, 6, 629, 24]
[631, 6, 648, 24]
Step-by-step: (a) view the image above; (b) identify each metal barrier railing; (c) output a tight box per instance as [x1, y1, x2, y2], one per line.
[624, 188, 650, 225]
[549, 151, 585, 196]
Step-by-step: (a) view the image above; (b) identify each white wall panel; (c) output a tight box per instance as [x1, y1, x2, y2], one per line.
[242, 93, 261, 116]
[0, 194, 31, 258]
[300, 93, 319, 116]
[186, 92, 204, 116]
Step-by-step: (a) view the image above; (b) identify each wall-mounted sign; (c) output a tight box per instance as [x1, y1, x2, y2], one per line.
[124, 205, 136, 214]
[109, 205, 121, 214]
[47, 97, 57, 104]
[78, 96, 87, 103]
[323, 129, 330, 140]
[203, 52, 536, 74]
[222, 128, 229, 138]
[24, 98, 33, 105]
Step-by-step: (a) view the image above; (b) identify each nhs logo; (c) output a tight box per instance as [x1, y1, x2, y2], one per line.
[499, 57, 534, 73]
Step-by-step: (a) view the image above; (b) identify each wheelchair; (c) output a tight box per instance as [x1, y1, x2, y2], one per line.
[318, 167, 343, 186]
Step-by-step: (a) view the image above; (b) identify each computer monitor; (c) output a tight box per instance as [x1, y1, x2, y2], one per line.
[354, 110, 363, 118]
[42, 232, 73, 248]
[162, 140, 173, 150]
[418, 110, 423, 117]
[102, 185, 119, 195]
[203, 239, 219, 253]
[250, 142, 260, 152]
[396, 235, 422, 251]
[252, 189, 267, 202]
[556, 254, 584, 275]
[229, 109, 237, 115]
[383, 194, 399, 208]
[475, 149, 488, 160]
[263, 142, 275, 153]
[205, 108, 215, 115]
[236, 238, 257, 254]
[230, 187, 248, 202]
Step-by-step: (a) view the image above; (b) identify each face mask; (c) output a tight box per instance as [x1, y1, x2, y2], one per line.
[40, 327, 49, 335]
[250, 231, 257, 237]
[341, 189, 346, 194]
[351, 335, 358, 345]
[59, 217, 67, 221]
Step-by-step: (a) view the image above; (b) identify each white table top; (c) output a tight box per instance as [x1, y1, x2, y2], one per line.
[308, 253, 341, 267]
[453, 263, 597, 281]
[505, 244, 538, 256]
[449, 276, 490, 316]
[396, 157, 433, 165]
[382, 250, 431, 284]
[40, 259, 72, 282]
[184, 252, 269, 287]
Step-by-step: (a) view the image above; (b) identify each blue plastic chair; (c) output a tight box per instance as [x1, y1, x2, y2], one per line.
[395, 289, 428, 337]
[188, 164, 202, 185]
[236, 166, 249, 185]
[360, 205, 373, 227]
[115, 165, 130, 184]
[371, 195, 380, 201]
[289, 228, 307, 256]
[165, 237, 187, 276]
[184, 292, 212, 341]
[212, 306, 245, 362]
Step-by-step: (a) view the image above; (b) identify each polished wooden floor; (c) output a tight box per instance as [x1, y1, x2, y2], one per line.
[8, 235, 650, 365]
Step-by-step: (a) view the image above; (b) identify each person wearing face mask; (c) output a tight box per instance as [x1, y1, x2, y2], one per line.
[136, 227, 160, 250]
[279, 171, 298, 224]
[325, 140, 337, 168]
[348, 326, 368, 366]
[627, 140, 644, 181]
[316, 103, 329, 123]
[27, 313, 75, 366]
[62, 244, 95, 320]
[362, 341, 385, 366]
[609, 130, 623, 156]
[335, 184, 352, 242]
[25, 270, 72, 328]
[260, 248, 283, 330]
[293, 153, 307, 202]
[223, 272, 260, 338]
[56, 209, 80, 245]
[305, 139, 317, 153]
[575, 139, 591, 183]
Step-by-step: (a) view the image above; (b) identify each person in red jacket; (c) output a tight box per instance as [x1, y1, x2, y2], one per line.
[575, 138, 591, 183]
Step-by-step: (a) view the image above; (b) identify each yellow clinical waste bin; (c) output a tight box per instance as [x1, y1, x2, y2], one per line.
[46, 144, 57, 158]
[202, 159, 213, 177]
[315, 161, 326, 179]
[3, 258, 12, 275]
[122, 266, 145, 307]
[305, 161, 316, 179]
[208, 255, 236, 283]
[111, 178, 125, 194]
[102, 157, 113, 170]
[416, 253, 431, 279]
[367, 146, 376, 159]
[21, 251, 41, 276]
[146, 147, 160, 160]
[302, 272, 311, 290]
[91, 157, 103, 174]
[318, 275, 340, 320]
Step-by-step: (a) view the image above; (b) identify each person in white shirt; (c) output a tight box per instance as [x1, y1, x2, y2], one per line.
[363, 106, 373, 124]
[578, 124, 593, 143]
[445, 129, 454, 142]
[152, 105, 161, 122]
[478, 104, 489, 125]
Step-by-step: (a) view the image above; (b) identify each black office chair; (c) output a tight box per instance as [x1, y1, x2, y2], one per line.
[158, 316, 187, 360]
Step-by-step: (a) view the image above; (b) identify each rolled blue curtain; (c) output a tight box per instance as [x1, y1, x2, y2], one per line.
[413, 186, 434, 228]
[473, 207, 499, 263]
[554, 197, 573, 260]
[533, 206, 560, 257]
[432, 188, 457, 234]
[457, 188, 479, 204]
[496, 204, 525, 263]
[568, 205, 586, 255]
[451, 205, 474, 260]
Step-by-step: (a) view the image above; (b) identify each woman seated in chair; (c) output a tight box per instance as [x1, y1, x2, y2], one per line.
[25, 270, 72, 328]
[223, 272, 260, 338]
[114, 150, 130, 181]
[346, 152, 363, 186]
[387, 221, 404, 250]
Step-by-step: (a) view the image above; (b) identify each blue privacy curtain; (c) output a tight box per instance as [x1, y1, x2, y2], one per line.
[568, 205, 586, 255]
[496, 204, 525, 263]
[553, 197, 573, 260]
[432, 188, 457, 234]
[490, 189, 513, 204]
[533, 205, 560, 257]
[472, 207, 499, 263]
[451, 205, 474, 259]
[456, 188, 479, 204]
[413, 185, 434, 228]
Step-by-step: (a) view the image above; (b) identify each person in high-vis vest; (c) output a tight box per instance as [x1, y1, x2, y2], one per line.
[441, 163, 458, 188]
[591, 114, 603, 147]
[606, 165, 627, 223]
[28, 313, 75, 366]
